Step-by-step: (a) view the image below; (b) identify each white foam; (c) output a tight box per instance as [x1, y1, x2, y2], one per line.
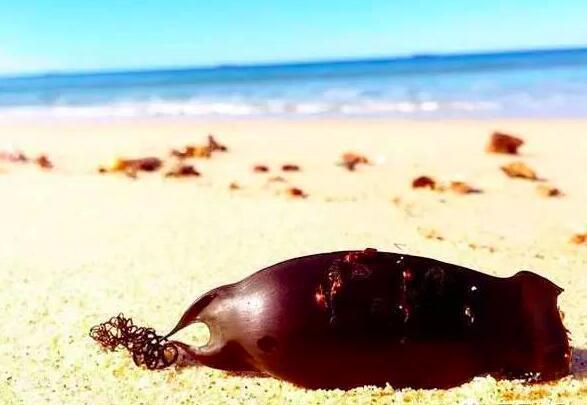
[0, 98, 503, 120]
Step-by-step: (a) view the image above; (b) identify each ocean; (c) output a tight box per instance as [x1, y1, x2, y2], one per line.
[1, 48, 586, 119]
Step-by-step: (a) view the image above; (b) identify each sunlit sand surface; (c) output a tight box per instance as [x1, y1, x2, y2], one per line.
[1, 118, 586, 403]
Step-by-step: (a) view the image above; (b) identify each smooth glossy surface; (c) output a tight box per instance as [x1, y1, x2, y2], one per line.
[167, 248, 571, 389]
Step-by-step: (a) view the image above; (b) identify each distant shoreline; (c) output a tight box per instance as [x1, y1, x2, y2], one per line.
[2, 45, 586, 81]
[1, 47, 586, 120]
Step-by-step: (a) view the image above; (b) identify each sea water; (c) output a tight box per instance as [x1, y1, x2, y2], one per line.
[1, 48, 586, 119]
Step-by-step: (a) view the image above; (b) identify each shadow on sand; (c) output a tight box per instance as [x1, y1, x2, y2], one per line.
[572, 347, 587, 379]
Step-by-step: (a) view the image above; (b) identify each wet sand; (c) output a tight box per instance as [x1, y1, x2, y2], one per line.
[0, 118, 586, 403]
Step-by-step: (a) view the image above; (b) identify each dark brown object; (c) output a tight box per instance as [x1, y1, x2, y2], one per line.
[486, 132, 524, 155]
[340, 153, 369, 171]
[136, 158, 161, 171]
[207, 135, 228, 152]
[282, 164, 300, 172]
[90, 313, 178, 370]
[287, 187, 307, 198]
[501, 161, 538, 180]
[229, 182, 240, 190]
[89, 248, 570, 389]
[537, 184, 562, 197]
[35, 155, 53, 170]
[253, 165, 269, 173]
[412, 176, 437, 189]
[165, 164, 200, 178]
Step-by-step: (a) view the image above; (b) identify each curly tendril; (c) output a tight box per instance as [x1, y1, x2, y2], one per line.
[89, 313, 178, 370]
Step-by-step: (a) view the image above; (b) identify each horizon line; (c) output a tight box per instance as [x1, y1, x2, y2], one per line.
[2, 44, 586, 81]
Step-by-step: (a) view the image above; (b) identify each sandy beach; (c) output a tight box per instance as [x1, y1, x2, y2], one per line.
[1, 118, 586, 403]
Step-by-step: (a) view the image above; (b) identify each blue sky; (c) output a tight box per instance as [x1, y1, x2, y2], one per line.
[1, 0, 586, 74]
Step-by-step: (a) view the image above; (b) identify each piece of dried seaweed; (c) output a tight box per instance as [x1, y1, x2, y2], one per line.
[412, 176, 437, 189]
[501, 161, 539, 180]
[339, 153, 369, 171]
[486, 131, 524, 155]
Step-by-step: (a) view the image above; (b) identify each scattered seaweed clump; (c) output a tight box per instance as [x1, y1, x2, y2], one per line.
[449, 181, 480, 194]
[89, 313, 178, 370]
[501, 161, 539, 180]
[570, 233, 587, 245]
[253, 165, 269, 173]
[412, 176, 437, 190]
[282, 164, 300, 172]
[165, 164, 200, 178]
[0, 149, 54, 170]
[287, 187, 307, 198]
[171, 145, 209, 159]
[0, 149, 27, 163]
[171, 135, 228, 159]
[486, 131, 524, 154]
[537, 184, 562, 197]
[207, 135, 228, 152]
[339, 152, 369, 171]
[412, 176, 480, 194]
[98, 157, 162, 178]
[35, 155, 53, 170]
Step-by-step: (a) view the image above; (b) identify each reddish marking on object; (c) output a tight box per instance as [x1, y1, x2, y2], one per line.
[314, 286, 327, 308]
[402, 269, 414, 282]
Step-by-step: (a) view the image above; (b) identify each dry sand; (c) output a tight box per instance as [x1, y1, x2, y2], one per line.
[0, 118, 586, 403]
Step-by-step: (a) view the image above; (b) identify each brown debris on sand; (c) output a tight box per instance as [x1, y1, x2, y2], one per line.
[339, 152, 369, 171]
[412, 176, 437, 190]
[207, 135, 228, 152]
[0, 149, 27, 163]
[171, 135, 228, 159]
[165, 164, 200, 178]
[418, 227, 444, 241]
[253, 165, 269, 173]
[171, 145, 209, 159]
[35, 155, 53, 170]
[537, 184, 562, 197]
[501, 161, 539, 180]
[570, 233, 587, 245]
[126, 157, 161, 172]
[449, 181, 480, 194]
[1, 149, 55, 170]
[486, 131, 524, 155]
[229, 182, 240, 190]
[287, 187, 307, 198]
[413, 176, 481, 194]
[282, 164, 300, 172]
[98, 157, 162, 178]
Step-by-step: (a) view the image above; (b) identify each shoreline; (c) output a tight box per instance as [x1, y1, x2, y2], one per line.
[4, 114, 587, 125]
